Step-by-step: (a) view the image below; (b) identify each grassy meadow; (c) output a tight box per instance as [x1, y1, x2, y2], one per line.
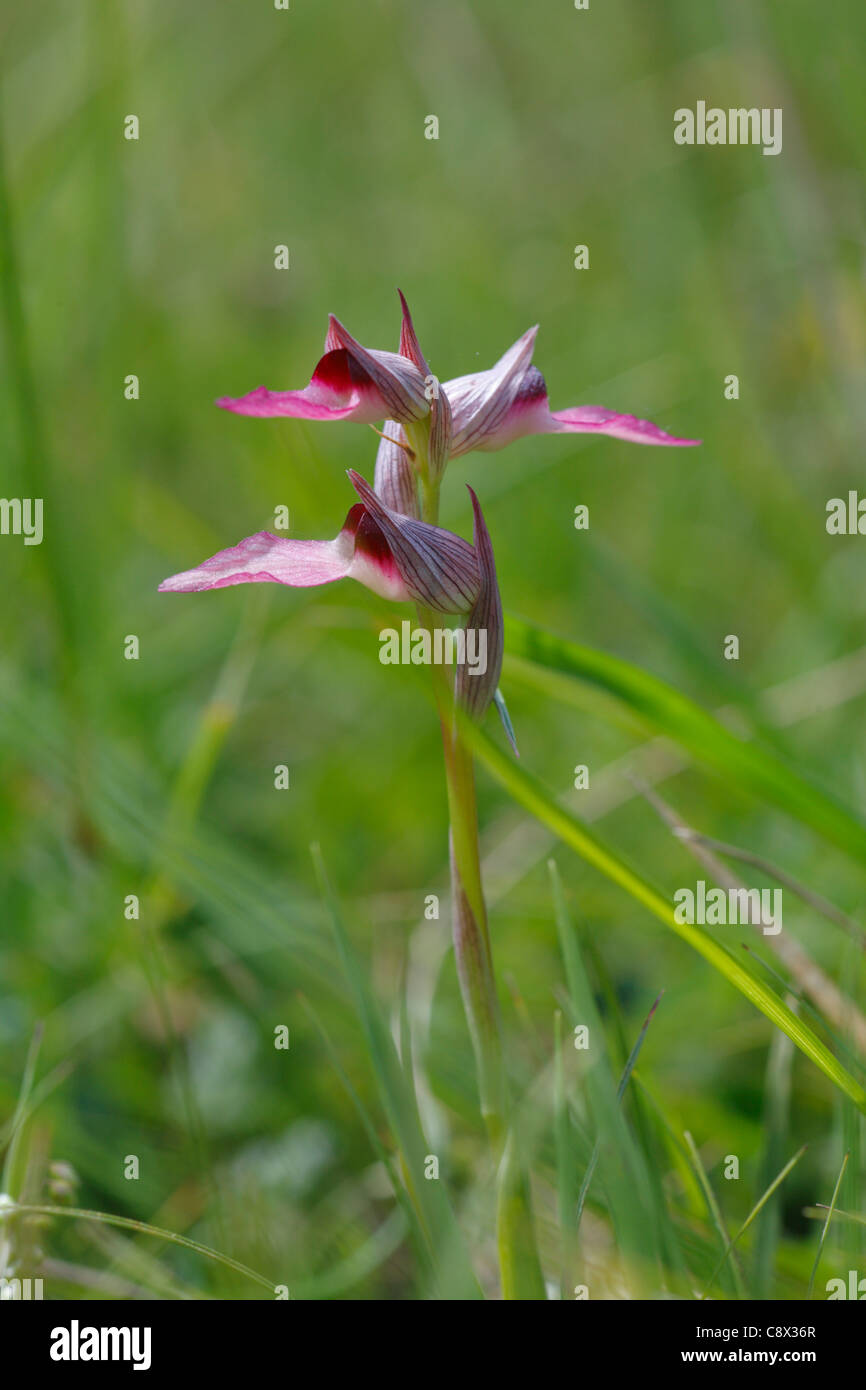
[1, 0, 866, 1299]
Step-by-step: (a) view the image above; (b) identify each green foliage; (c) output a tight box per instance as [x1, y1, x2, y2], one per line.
[2, 0, 865, 1299]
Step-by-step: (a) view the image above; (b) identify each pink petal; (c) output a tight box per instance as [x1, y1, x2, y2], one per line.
[445, 326, 541, 457]
[218, 315, 430, 427]
[396, 289, 452, 477]
[159, 505, 410, 603]
[550, 405, 700, 447]
[444, 326, 700, 454]
[397, 289, 430, 375]
[217, 349, 388, 424]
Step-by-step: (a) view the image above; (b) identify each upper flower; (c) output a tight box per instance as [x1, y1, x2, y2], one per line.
[217, 292, 699, 481]
[217, 310, 430, 428]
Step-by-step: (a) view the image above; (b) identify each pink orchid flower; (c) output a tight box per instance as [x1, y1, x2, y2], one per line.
[441, 324, 699, 457]
[160, 470, 480, 614]
[160, 472, 506, 727]
[164, 294, 697, 741]
[217, 293, 699, 486]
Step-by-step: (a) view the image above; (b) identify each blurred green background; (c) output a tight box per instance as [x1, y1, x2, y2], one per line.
[1, 0, 865, 1299]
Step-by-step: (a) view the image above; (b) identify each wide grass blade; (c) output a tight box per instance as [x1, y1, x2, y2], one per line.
[467, 719, 866, 1115]
[495, 1132, 547, 1300]
[504, 617, 866, 864]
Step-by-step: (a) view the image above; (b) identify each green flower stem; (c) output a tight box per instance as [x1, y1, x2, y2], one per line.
[415, 467, 508, 1140]
[417, 467, 544, 1299]
[415, 598, 507, 1139]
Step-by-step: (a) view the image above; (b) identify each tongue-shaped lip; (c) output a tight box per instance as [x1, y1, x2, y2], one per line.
[216, 313, 430, 428]
[159, 476, 481, 617]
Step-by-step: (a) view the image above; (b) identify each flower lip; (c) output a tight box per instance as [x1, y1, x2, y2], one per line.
[216, 311, 430, 427]
[158, 503, 408, 602]
[159, 472, 484, 618]
[549, 404, 701, 446]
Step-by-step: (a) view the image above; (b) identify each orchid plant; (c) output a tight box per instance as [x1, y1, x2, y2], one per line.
[160, 292, 697, 1296]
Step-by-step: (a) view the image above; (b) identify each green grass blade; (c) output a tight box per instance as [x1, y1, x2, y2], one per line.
[807, 1152, 849, 1299]
[504, 617, 866, 864]
[467, 719, 866, 1115]
[1, 1023, 44, 1196]
[574, 989, 664, 1235]
[701, 1145, 807, 1298]
[549, 861, 662, 1277]
[291, 1209, 408, 1300]
[298, 991, 429, 1289]
[753, 1014, 796, 1297]
[553, 1009, 577, 1293]
[683, 1130, 747, 1299]
[311, 843, 481, 1299]
[805, 1203, 866, 1229]
[495, 1132, 548, 1300]
[5, 1204, 274, 1294]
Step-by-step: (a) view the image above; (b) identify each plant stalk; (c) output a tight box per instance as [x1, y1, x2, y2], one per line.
[416, 474, 544, 1298]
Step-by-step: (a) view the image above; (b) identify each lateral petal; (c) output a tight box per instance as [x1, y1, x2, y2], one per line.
[443, 326, 699, 454]
[158, 505, 411, 603]
[217, 315, 430, 427]
[549, 405, 700, 446]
